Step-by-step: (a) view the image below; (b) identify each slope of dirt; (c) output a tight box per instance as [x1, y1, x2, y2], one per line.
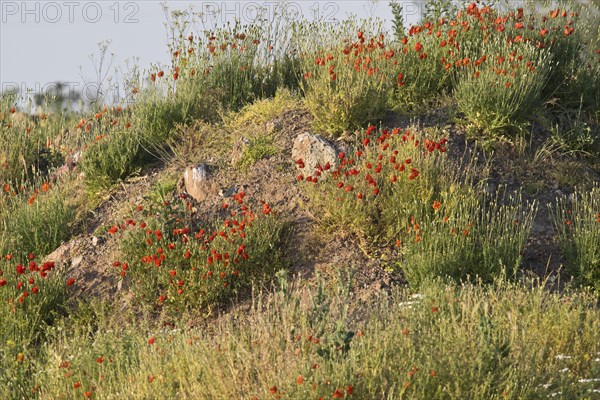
[46, 107, 600, 306]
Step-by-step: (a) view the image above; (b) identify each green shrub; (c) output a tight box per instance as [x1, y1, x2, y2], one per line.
[453, 37, 551, 133]
[390, 29, 453, 111]
[297, 20, 394, 137]
[402, 189, 537, 286]
[80, 128, 141, 189]
[238, 135, 278, 169]
[114, 191, 287, 315]
[0, 254, 69, 400]
[0, 178, 75, 258]
[550, 185, 600, 292]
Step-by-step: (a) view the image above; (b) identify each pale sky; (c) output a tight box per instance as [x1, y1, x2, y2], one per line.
[0, 1, 428, 106]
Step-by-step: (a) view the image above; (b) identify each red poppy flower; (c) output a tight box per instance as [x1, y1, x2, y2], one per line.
[67, 278, 75, 286]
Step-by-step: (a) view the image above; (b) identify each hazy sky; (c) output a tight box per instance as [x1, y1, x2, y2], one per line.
[0, 1, 427, 105]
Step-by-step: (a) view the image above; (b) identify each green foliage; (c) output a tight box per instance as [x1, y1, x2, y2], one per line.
[238, 135, 278, 169]
[297, 20, 393, 137]
[550, 185, 600, 292]
[0, 179, 75, 258]
[80, 128, 141, 189]
[299, 126, 535, 286]
[389, 1, 405, 41]
[454, 38, 551, 133]
[28, 277, 600, 399]
[402, 189, 537, 287]
[0, 255, 69, 400]
[115, 191, 287, 316]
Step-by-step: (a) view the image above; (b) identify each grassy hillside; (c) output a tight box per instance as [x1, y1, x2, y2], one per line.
[1, 1, 599, 398]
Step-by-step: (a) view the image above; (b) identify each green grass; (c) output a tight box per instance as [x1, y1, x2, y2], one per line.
[550, 185, 600, 292]
[13, 275, 600, 400]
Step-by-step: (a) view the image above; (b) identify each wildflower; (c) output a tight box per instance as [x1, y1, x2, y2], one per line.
[346, 386, 354, 395]
[97, 357, 104, 363]
[0, 279, 6, 286]
[270, 386, 278, 394]
[148, 337, 156, 345]
[332, 389, 344, 398]
[432, 201, 441, 211]
[564, 26, 574, 36]
[73, 382, 81, 389]
[297, 375, 305, 384]
[408, 168, 419, 180]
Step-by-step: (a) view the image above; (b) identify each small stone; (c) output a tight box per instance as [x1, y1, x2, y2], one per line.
[183, 164, 219, 202]
[291, 132, 341, 173]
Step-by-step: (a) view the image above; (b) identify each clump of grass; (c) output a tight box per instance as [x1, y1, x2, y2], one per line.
[225, 88, 301, 130]
[453, 36, 551, 134]
[0, 176, 75, 258]
[79, 126, 141, 189]
[549, 185, 600, 292]
[402, 188, 537, 286]
[0, 101, 64, 184]
[298, 20, 394, 137]
[0, 252, 71, 400]
[238, 134, 278, 169]
[390, 24, 453, 111]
